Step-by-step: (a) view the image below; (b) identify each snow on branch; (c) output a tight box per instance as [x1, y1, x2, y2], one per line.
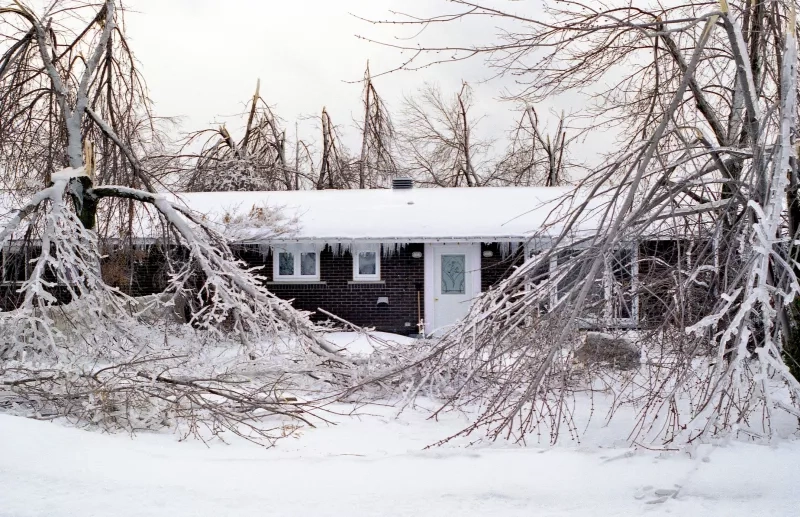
[362, 3, 800, 446]
[0, 169, 355, 445]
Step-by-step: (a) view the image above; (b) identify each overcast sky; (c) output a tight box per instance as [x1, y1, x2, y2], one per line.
[123, 0, 609, 162]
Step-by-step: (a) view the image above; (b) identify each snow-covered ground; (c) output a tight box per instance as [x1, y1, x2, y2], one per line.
[324, 330, 415, 355]
[1, 398, 798, 517]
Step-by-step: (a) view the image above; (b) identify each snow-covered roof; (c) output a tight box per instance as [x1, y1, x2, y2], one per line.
[170, 186, 598, 244]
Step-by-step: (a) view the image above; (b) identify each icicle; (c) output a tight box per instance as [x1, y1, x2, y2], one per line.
[335, 242, 353, 257]
[376, 242, 406, 258]
[494, 241, 522, 259]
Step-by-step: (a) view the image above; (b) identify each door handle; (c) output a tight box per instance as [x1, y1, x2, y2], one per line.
[434, 297, 439, 301]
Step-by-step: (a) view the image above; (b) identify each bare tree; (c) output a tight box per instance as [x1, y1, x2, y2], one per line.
[398, 82, 487, 187]
[0, 0, 179, 304]
[291, 121, 317, 190]
[179, 80, 295, 192]
[0, 0, 356, 445]
[356, 62, 397, 188]
[490, 107, 571, 186]
[317, 107, 357, 189]
[363, 1, 800, 444]
[0, 0, 170, 223]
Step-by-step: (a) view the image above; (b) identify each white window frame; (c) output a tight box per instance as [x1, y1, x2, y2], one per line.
[272, 244, 320, 281]
[352, 244, 381, 281]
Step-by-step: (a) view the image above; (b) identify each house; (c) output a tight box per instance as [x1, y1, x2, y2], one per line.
[170, 179, 619, 336]
[2, 179, 687, 334]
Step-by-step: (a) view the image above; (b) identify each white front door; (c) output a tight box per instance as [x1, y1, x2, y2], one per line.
[427, 244, 480, 335]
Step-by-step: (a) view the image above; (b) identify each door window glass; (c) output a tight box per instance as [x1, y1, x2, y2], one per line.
[441, 254, 466, 294]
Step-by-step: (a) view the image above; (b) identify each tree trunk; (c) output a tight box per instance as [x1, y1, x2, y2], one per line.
[69, 176, 98, 230]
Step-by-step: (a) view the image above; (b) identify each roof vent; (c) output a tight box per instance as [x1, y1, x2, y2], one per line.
[392, 177, 413, 190]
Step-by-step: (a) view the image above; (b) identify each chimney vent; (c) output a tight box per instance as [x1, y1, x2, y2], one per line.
[392, 177, 413, 190]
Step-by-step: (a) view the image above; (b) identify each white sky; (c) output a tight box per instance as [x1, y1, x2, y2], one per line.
[122, 0, 609, 164]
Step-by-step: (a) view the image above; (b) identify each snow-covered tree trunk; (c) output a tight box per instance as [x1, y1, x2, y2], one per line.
[0, 1, 357, 446]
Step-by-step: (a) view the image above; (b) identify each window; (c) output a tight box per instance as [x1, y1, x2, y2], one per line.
[273, 245, 320, 281]
[553, 248, 605, 318]
[525, 243, 638, 325]
[1, 247, 28, 286]
[352, 244, 381, 281]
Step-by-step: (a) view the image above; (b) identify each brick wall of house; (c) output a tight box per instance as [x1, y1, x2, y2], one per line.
[0, 286, 22, 312]
[128, 246, 174, 297]
[236, 243, 426, 335]
[480, 242, 525, 291]
[1, 246, 72, 311]
[3, 239, 694, 333]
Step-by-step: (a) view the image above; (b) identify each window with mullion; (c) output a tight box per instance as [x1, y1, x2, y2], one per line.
[273, 245, 320, 281]
[526, 243, 637, 324]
